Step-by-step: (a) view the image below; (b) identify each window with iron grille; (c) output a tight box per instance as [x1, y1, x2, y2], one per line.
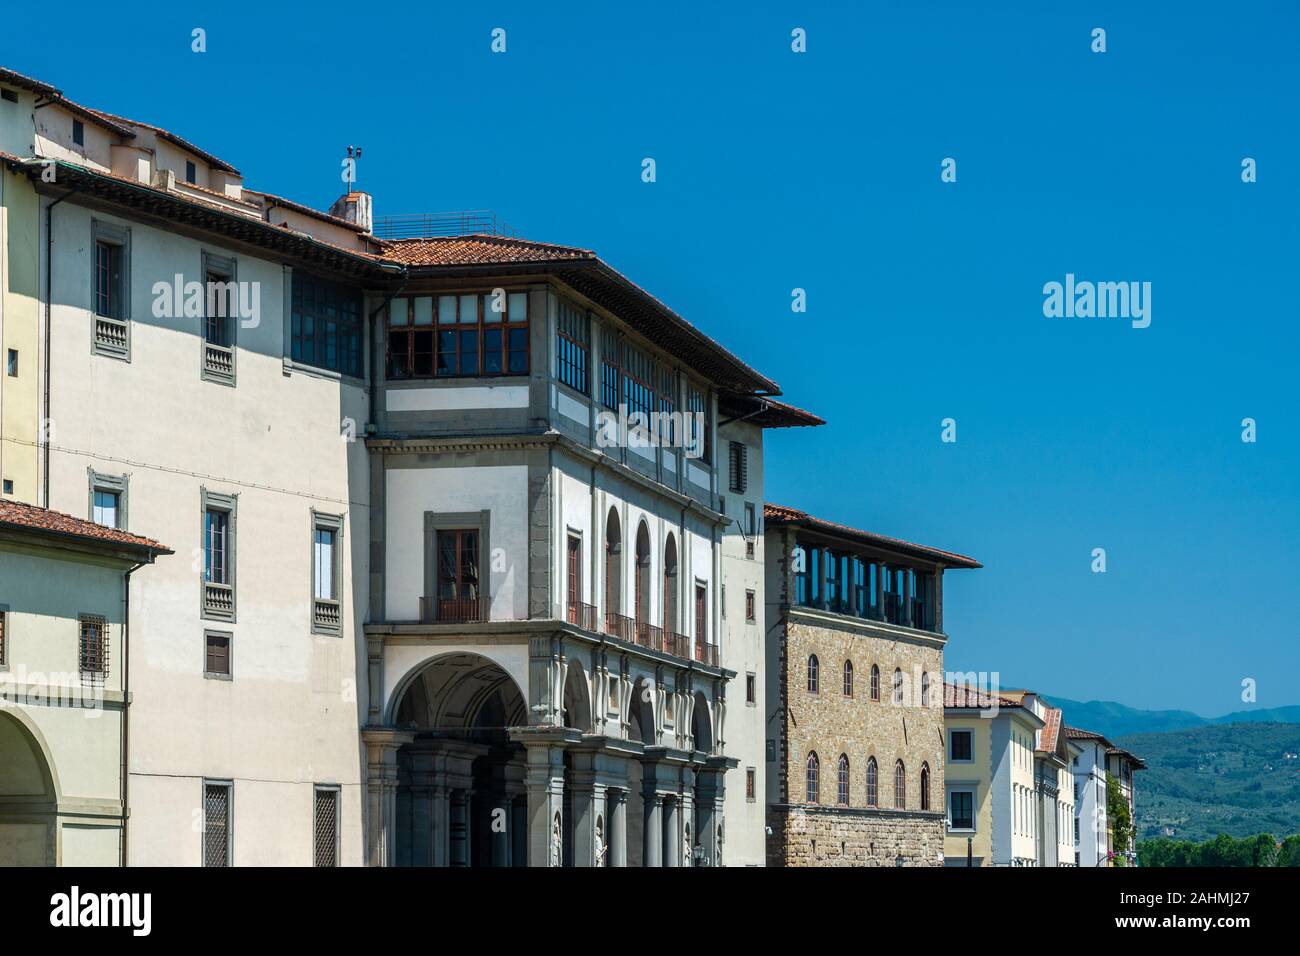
[291, 272, 363, 377]
[728, 441, 747, 493]
[386, 290, 526, 380]
[203, 782, 232, 866]
[314, 786, 339, 867]
[556, 299, 589, 394]
[78, 614, 107, 682]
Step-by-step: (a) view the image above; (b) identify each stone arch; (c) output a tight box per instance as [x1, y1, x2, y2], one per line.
[562, 658, 593, 733]
[662, 532, 679, 632]
[691, 690, 712, 754]
[627, 676, 656, 745]
[0, 709, 60, 866]
[605, 508, 623, 616]
[634, 520, 652, 625]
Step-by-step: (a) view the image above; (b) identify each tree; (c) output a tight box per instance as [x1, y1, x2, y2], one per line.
[1107, 773, 1133, 866]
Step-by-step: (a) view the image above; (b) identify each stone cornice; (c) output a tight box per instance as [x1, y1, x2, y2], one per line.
[785, 605, 948, 650]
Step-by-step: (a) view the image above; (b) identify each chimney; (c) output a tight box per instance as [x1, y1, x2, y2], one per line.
[329, 191, 373, 234]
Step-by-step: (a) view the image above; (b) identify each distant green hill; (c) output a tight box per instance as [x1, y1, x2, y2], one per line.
[1115, 723, 1300, 843]
[1046, 696, 1300, 738]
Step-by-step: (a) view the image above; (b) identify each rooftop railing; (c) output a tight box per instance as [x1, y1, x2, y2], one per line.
[373, 211, 515, 240]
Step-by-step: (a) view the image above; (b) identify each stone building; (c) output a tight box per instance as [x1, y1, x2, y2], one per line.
[762, 504, 980, 866]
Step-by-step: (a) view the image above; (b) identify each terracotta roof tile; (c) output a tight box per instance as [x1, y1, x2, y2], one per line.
[764, 503, 981, 568]
[379, 234, 595, 267]
[944, 681, 1021, 710]
[1038, 706, 1063, 754]
[0, 499, 171, 554]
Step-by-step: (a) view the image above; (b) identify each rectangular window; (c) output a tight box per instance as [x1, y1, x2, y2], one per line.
[203, 782, 232, 867]
[91, 221, 130, 359]
[185, 160, 197, 184]
[89, 471, 127, 530]
[292, 272, 363, 377]
[312, 512, 343, 634]
[6, 349, 16, 376]
[746, 673, 756, 705]
[201, 252, 237, 385]
[686, 385, 710, 462]
[314, 787, 339, 867]
[93, 490, 119, 528]
[204, 630, 231, 679]
[556, 300, 590, 394]
[949, 791, 975, 830]
[435, 529, 480, 622]
[1073, 817, 1080, 842]
[73, 118, 84, 146]
[950, 729, 973, 762]
[694, 583, 707, 645]
[566, 534, 582, 622]
[387, 291, 526, 380]
[745, 589, 755, 622]
[746, 768, 756, 802]
[0, 607, 7, 666]
[79, 614, 107, 683]
[728, 441, 747, 493]
[202, 491, 236, 622]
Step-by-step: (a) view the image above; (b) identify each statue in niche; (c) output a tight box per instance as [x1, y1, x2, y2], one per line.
[551, 811, 562, 867]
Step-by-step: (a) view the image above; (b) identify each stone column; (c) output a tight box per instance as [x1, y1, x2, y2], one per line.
[362, 728, 414, 867]
[449, 790, 471, 866]
[569, 752, 607, 867]
[608, 789, 628, 867]
[663, 797, 680, 867]
[510, 796, 528, 866]
[642, 786, 664, 867]
[696, 766, 727, 867]
[523, 741, 568, 867]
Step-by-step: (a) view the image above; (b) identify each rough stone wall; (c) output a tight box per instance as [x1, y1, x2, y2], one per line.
[768, 806, 945, 866]
[770, 614, 946, 866]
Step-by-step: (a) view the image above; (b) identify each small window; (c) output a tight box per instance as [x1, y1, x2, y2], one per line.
[6, 349, 16, 376]
[950, 729, 974, 762]
[921, 763, 931, 811]
[894, 760, 906, 810]
[745, 589, 755, 622]
[837, 754, 850, 806]
[0, 607, 7, 665]
[72, 118, 84, 146]
[870, 664, 880, 701]
[807, 654, 819, 694]
[805, 752, 820, 804]
[921, 671, 931, 707]
[78, 614, 107, 683]
[202, 490, 237, 622]
[93, 490, 120, 528]
[89, 471, 127, 530]
[435, 529, 481, 623]
[728, 441, 747, 493]
[204, 630, 231, 679]
[203, 781, 232, 867]
[185, 160, 197, 184]
[201, 252, 237, 386]
[866, 757, 878, 807]
[1, 88, 18, 103]
[745, 672, 756, 705]
[745, 768, 756, 802]
[314, 786, 339, 867]
[1, 479, 11, 495]
[312, 512, 343, 634]
[892, 667, 904, 704]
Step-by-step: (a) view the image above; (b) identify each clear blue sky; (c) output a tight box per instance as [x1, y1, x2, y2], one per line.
[5, 0, 1296, 715]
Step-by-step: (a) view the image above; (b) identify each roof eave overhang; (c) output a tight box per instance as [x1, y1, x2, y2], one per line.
[0, 523, 173, 564]
[767, 516, 982, 570]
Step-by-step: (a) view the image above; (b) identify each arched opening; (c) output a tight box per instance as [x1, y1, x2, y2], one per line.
[562, 661, 592, 733]
[392, 652, 528, 867]
[805, 751, 820, 804]
[837, 754, 850, 806]
[692, 691, 712, 754]
[843, 659, 854, 697]
[663, 533, 678, 633]
[920, 762, 931, 811]
[807, 654, 819, 693]
[605, 508, 623, 618]
[894, 759, 907, 810]
[0, 711, 59, 865]
[634, 522, 651, 628]
[866, 756, 878, 807]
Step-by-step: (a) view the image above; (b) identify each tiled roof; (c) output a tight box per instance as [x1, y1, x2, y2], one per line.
[719, 394, 825, 429]
[944, 682, 1021, 709]
[87, 107, 240, 174]
[764, 503, 982, 568]
[0, 500, 171, 555]
[1038, 706, 1063, 754]
[380, 234, 596, 266]
[0, 66, 135, 137]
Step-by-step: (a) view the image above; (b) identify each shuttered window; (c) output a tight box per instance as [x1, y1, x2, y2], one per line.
[728, 441, 747, 493]
[203, 782, 232, 867]
[314, 787, 339, 867]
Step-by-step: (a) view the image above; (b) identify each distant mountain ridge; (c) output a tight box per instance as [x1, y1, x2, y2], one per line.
[1040, 697, 1300, 739]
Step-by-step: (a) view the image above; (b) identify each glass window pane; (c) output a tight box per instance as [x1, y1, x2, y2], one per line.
[459, 330, 478, 374]
[438, 295, 457, 324]
[93, 490, 118, 527]
[483, 329, 502, 374]
[483, 292, 504, 323]
[412, 296, 433, 326]
[437, 330, 456, 375]
[459, 294, 478, 324]
[314, 528, 335, 599]
[390, 297, 409, 325]
[508, 292, 527, 322]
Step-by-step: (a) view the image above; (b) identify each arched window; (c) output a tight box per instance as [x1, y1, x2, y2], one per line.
[806, 752, 820, 804]
[865, 757, 878, 807]
[894, 760, 906, 809]
[663, 533, 678, 633]
[604, 509, 622, 619]
[807, 655, 819, 694]
[892, 667, 904, 704]
[870, 664, 880, 702]
[921, 671, 931, 707]
[843, 660, 854, 697]
[920, 762, 931, 811]
[837, 754, 850, 805]
[634, 521, 651, 626]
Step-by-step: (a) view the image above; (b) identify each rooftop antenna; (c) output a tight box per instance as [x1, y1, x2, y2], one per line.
[345, 145, 363, 192]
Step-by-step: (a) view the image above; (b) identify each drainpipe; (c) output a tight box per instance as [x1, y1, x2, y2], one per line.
[43, 183, 78, 508]
[120, 553, 149, 867]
